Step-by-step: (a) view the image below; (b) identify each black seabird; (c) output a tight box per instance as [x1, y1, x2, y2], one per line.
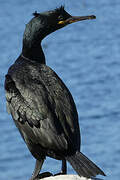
[4, 6, 105, 180]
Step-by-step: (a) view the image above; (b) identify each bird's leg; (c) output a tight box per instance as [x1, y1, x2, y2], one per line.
[30, 159, 44, 180]
[30, 159, 53, 180]
[61, 159, 67, 174]
[54, 159, 67, 176]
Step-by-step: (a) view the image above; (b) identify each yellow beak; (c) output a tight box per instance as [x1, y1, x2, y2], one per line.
[58, 15, 96, 25]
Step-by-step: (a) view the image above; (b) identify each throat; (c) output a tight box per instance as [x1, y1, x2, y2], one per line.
[22, 44, 46, 64]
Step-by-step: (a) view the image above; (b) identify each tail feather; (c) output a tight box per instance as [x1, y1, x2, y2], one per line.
[66, 151, 106, 178]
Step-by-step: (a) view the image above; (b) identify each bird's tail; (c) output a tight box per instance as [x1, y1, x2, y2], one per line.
[66, 151, 106, 178]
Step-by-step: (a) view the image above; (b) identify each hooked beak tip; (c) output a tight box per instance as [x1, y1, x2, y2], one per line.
[89, 15, 96, 19]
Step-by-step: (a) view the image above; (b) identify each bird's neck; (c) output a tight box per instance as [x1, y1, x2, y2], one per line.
[22, 43, 46, 64]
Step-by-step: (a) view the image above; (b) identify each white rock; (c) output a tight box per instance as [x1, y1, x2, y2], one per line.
[41, 175, 92, 180]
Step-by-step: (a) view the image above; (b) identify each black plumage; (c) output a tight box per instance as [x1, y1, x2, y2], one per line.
[4, 6, 105, 180]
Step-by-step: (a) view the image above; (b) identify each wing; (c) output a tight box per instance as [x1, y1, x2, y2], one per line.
[5, 58, 80, 153]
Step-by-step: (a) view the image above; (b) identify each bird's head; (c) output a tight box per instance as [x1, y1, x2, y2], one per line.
[23, 6, 96, 46]
[22, 6, 96, 62]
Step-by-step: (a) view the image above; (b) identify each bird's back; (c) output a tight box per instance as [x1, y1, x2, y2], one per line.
[5, 55, 80, 159]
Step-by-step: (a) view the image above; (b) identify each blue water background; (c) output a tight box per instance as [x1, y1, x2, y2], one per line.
[0, 0, 120, 180]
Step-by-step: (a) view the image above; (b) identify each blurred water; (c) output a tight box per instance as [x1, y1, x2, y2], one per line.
[0, 0, 120, 180]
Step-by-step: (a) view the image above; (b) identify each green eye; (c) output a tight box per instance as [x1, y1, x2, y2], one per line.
[58, 15, 64, 21]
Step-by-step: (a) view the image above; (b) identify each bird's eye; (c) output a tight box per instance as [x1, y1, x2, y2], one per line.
[58, 15, 64, 21]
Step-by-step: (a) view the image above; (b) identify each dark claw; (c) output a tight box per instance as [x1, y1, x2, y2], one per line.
[33, 172, 53, 180]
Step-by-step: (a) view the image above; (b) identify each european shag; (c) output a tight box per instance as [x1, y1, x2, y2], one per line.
[5, 6, 105, 180]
